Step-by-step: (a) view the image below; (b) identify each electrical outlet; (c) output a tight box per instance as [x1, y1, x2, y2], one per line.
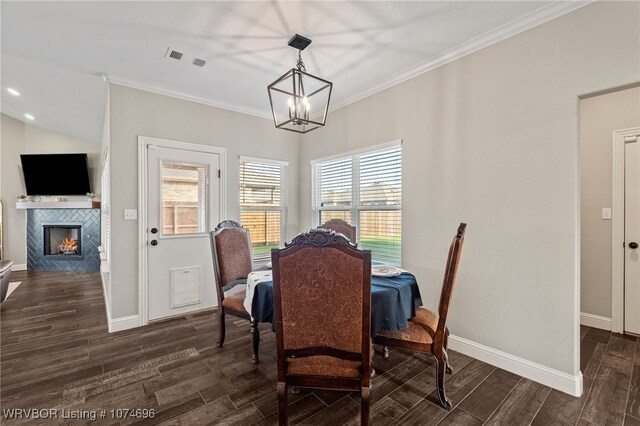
[602, 208, 611, 220]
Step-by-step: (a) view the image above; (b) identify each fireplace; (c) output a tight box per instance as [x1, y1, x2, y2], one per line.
[26, 208, 100, 272]
[43, 225, 81, 256]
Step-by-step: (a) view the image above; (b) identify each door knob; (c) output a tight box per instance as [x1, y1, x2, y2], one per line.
[151, 227, 158, 234]
[150, 240, 158, 246]
[630, 242, 639, 249]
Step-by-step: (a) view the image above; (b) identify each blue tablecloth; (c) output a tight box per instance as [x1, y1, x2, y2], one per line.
[249, 272, 422, 336]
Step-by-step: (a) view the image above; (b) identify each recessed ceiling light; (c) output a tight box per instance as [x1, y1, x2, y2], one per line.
[7, 87, 20, 96]
[24, 113, 35, 120]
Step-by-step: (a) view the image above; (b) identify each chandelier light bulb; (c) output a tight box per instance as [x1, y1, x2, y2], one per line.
[287, 97, 295, 119]
[303, 96, 310, 120]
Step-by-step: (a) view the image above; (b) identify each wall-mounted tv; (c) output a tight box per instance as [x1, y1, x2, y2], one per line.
[20, 153, 92, 196]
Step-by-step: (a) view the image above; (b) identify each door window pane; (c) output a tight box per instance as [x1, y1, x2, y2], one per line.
[162, 163, 206, 235]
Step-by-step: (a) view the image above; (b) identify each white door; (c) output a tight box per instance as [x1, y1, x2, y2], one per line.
[625, 135, 640, 334]
[147, 144, 220, 321]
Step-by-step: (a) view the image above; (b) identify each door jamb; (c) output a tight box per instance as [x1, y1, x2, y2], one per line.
[138, 136, 227, 327]
[612, 127, 640, 333]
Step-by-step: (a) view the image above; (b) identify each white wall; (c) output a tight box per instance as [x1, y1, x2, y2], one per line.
[580, 87, 640, 319]
[0, 113, 100, 265]
[1, 114, 26, 264]
[108, 85, 299, 318]
[300, 1, 639, 377]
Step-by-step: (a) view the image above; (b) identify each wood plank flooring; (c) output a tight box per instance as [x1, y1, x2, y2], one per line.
[1, 270, 637, 425]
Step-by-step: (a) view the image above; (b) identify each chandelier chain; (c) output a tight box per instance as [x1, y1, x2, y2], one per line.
[296, 50, 306, 72]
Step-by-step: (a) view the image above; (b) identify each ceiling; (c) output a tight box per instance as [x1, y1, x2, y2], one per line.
[1, 1, 589, 144]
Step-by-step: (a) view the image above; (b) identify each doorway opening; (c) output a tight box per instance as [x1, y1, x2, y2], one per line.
[579, 86, 640, 336]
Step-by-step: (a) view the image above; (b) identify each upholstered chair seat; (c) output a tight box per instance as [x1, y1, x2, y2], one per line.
[377, 307, 439, 344]
[220, 290, 247, 313]
[287, 355, 361, 378]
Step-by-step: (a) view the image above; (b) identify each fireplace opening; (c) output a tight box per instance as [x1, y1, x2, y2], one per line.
[43, 225, 81, 256]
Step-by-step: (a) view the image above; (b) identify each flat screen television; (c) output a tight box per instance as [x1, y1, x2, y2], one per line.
[20, 153, 92, 196]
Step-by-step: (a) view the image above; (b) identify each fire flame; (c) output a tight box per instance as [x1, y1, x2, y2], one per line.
[59, 238, 78, 253]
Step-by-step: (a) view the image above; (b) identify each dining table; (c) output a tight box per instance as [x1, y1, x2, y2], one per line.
[242, 264, 423, 363]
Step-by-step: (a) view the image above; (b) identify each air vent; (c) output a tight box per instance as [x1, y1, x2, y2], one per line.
[165, 47, 207, 68]
[192, 58, 206, 67]
[168, 50, 183, 61]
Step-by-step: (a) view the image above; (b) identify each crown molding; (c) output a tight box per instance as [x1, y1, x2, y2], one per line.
[102, 1, 593, 120]
[101, 72, 272, 120]
[329, 0, 594, 112]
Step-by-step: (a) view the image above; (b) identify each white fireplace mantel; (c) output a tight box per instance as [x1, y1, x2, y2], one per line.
[16, 201, 101, 210]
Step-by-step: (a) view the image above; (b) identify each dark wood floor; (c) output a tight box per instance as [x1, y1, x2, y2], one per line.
[1, 271, 638, 425]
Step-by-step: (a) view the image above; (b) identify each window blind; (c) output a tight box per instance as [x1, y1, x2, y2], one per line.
[240, 159, 286, 261]
[319, 157, 352, 208]
[313, 145, 402, 265]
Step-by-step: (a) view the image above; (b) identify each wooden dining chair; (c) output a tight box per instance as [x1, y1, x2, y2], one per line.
[209, 220, 260, 363]
[374, 223, 466, 409]
[272, 229, 372, 425]
[320, 218, 356, 243]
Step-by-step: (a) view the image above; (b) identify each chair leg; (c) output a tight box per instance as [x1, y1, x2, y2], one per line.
[361, 386, 371, 426]
[383, 346, 390, 359]
[434, 350, 452, 410]
[444, 327, 453, 374]
[277, 381, 288, 426]
[217, 310, 225, 347]
[370, 344, 375, 378]
[251, 318, 260, 364]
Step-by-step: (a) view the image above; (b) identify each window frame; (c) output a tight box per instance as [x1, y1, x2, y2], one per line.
[239, 156, 288, 263]
[311, 140, 402, 265]
[160, 161, 209, 237]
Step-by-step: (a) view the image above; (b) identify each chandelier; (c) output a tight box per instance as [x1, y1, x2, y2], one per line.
[267, 34, 333, 134]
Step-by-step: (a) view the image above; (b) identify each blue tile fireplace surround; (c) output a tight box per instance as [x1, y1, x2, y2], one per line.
[27, 208, 100, 272]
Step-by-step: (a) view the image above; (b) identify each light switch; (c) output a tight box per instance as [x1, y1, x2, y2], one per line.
[602, 208, 611, 220]
[124, 209, 138, 220]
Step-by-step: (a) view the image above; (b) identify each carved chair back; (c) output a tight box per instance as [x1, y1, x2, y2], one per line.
[210, 220, 253, 302]
[320, 218, 357, 243]
[435, 223, 466, 339]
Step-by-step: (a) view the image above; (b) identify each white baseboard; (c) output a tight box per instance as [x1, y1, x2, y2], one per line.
[580, 312, 612, 331]
[100, 271, 139, 333]
[449, 335, 583, 397]
[108, 315, 140, 333]
[100, 270, 112, 324]
[11, 264, 27, 271]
